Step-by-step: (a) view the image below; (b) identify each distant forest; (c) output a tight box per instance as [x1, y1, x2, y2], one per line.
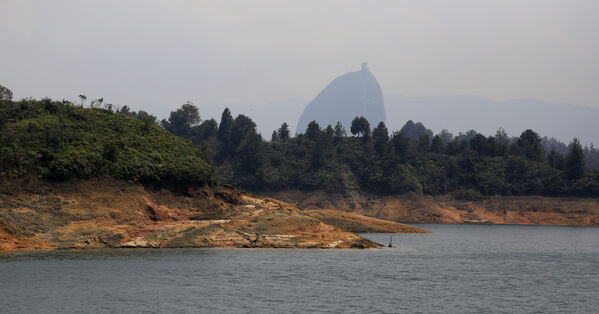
[151, 101, 599, 197]
[1, 85, 598, 197]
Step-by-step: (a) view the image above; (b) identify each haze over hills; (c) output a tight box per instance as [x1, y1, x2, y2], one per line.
[199, 95, 599, 146]
[296, 62, 386, 134]
[198, 99, 306, 139]
[384, 95, 599, 146]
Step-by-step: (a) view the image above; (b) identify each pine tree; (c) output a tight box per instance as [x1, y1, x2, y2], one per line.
[277, 122, 290, 140]
[565, 138, 585, 180]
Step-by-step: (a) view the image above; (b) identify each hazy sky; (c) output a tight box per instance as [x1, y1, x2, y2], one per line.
[1, 0, 598, 118]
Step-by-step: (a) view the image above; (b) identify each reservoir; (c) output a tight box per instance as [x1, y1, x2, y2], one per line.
[1, 224, 598, 313]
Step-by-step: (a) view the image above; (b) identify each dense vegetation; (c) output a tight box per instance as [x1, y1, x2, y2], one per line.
[0, 96, 215, 187]
[1, 82, 597, 197]
[159, 103, 599, 197]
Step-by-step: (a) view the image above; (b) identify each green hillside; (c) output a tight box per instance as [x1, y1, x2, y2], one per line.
[0, 98, 215, 187]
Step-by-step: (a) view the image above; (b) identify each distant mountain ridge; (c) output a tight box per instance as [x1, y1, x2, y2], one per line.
[199, 95, 599, 145]
[384, 94, 599, 145]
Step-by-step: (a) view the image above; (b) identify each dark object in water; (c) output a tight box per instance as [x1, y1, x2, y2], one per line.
[388, 235, 393, 248]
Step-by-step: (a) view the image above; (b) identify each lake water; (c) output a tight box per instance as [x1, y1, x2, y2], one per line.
[1, 224, 598, 313]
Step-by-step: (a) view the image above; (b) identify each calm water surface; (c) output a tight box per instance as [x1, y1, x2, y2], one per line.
[1, 224, 598, 313]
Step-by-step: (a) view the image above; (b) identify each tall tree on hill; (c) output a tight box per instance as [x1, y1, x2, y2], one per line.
[235, 132, 265, 174]
[324, 125, 334, 138]
[333, 121, 346, 142]
[565, 138, 585, 180]
[390, 132, 409, 162]
[350, 116, 371, 140]
[218, 108, 233, 142]
[161, 102, 200, 138]
[227, 114, 265, 174]
[372, 122, 389, 155]
[494, 128, 509, 156]
[277, 122, 290, 141]
[305, 121, 321, 140]
[195, 118, 218, 145]
[229, 115, 257, 147]
[514, 129, 544, 162]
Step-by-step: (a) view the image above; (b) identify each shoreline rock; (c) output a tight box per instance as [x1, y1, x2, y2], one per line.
[1, 179, 424, 252]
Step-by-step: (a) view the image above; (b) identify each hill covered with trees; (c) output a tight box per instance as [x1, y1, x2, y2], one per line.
[2, 86, 597, 198]
[0, 97, 215, 188]
[161, 103, 599, 197]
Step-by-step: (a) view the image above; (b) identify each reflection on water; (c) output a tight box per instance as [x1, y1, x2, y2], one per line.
[1, 224, 598, 313]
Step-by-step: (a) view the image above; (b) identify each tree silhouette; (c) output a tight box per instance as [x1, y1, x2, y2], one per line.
[277, 122, 290, 140]
[565, 138, 585, 180]
[372, 122, 389, 155]
[0, 85, 13, 100]
[350, 116, 370, 140]
[305, 121, 321, 140]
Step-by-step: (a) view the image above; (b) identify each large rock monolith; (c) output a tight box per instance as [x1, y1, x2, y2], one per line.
[296, 62, 386, 134]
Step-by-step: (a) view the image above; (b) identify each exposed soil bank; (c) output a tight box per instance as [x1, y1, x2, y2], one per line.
[303, 210, 429, 233]
[0, 179, 425, 251]
[264, 190, 599, 226]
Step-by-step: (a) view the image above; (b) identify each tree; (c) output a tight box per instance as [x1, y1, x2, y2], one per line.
[547, 149, 565, 169]
[430, 135, 443, 153]
[230, 114, 257, 143]
[271, 130, 278, 142]
[390, 132, 409, 162]
[372, 122, 389, 155]
[417, 134, 430, 152]
[350, 116, 370, 140]
[494, 127, 509, 156]
[0, 85, 13, 100]
[195, 119, 218, 144]
[514, 129, 543, 162]
[78, 94, 87, 106]
[469, 133, 490, 155]
[438, 129, 453, 144]
[218, 108, 233, 141]
[324, 125, 334, 138]
[565, 138, 585, 180]
[234, 132, 265, 174]
[136, 111, 157, 124]
[117, 105, 132, 115]
[305, 121, 321, 140]
[90, 98, 104, 109]
[333, 121, 346, 139]
[161, 102, 201, 137]
[446, 139, 460, 155]
[277, 122, 290, 140]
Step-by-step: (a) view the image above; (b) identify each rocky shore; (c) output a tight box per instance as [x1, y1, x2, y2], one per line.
[0, 179, 427, 251]
[266, 190, 599, 226]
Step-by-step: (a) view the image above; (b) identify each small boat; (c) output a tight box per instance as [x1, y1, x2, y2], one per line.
[388, 235, 393, 248]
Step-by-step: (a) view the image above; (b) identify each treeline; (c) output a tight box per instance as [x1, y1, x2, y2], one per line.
[1, 83, 597, 197]
[159, 103, 599, 197]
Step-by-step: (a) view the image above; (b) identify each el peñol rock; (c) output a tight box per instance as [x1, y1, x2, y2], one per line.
[296, 62, 386, 134]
